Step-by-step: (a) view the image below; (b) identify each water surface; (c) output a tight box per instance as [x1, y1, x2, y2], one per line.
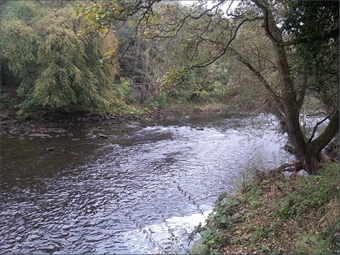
[0, 114, 294, 254]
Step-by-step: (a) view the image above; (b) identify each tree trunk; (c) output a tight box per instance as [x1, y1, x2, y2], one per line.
[254, 0, 339, 174]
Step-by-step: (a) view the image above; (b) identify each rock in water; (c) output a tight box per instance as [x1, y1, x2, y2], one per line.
[99, 133, 109, 139]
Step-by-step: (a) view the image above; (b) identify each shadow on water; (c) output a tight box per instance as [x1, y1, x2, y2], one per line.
[0, 114, 294, 254]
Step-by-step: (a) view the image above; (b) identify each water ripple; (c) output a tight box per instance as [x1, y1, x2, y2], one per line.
[1, 114, 294, 254]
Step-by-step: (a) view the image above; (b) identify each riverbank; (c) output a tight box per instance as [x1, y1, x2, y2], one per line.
[0, 101, 247, 139]
[0, 107, 209, 140]
[2, 102, 338, 254]
[191, 162, 339, 254]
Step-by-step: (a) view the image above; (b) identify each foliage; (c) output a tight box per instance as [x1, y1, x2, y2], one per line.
[190, 162, 339, 254]
[146, 92, 167, 110]
[75, 0, 156, 34]
[284, 1, 338, 74]
[190, 197, 241, 253]
[142, 2, 232, 103]
[0, 93, 16, 112]
[113, 77, 131, 100]
[230, 0, 339, 174]
[276, 163, 339, 219]
[93, 1, 234, 106]
[283, 0, 339, 111]
[0, 1, 125, 115]
[76, 0, 263, 110]
[76, 0, 169, 105]
[4, 0, 336, 174]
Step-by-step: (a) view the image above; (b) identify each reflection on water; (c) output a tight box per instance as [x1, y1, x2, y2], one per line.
[0, 114, 294, 254]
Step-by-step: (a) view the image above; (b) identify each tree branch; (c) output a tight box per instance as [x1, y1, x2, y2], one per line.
[253, 0, 338, 47]
[187, 16, 264, 69]
[252, 0, 281, 44]
[230, 47, 285, 116]
[309, 107, 339, 156]
[296, 73, 308, 111]
[308, 107, 338, 143]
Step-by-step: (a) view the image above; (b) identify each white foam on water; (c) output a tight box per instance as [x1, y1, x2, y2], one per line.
[122, 210, 212, 254]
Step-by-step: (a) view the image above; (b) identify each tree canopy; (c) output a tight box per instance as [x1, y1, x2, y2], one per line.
[283, 0, 339, 111]
[0, 0, 338, 173]
[0, 1, 126, 115]
[75, 0, 339, 174]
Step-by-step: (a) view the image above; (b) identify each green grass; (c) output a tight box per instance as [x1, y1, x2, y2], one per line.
[190, 162, 340, 255]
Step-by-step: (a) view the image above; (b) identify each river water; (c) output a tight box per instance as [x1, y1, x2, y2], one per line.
[0, 114, 294, 254]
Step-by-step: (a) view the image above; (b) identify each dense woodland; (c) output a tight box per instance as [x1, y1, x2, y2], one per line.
[1, 0, 338, 174]
[0, 1, 339, 253]
[0, 0, 269, 116]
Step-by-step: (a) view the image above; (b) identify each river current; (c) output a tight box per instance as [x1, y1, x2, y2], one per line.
[0, 114, 294, 254]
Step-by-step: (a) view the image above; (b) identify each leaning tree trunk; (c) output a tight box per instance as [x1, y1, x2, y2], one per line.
[254, 0, 339, 174]
[271, 27, 339, 174]
[274, 44, 316, 173]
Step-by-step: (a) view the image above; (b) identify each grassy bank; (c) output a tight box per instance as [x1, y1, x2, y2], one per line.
[191, 162, 339, 254]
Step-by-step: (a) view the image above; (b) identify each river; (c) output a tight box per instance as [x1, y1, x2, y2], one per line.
[0, 113, 294, 254]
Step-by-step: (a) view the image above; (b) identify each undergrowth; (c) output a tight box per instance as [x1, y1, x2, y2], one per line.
[190, 162, 340, 254]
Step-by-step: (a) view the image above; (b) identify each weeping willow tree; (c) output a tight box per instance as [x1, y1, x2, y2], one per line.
[0, 1, 126, 115]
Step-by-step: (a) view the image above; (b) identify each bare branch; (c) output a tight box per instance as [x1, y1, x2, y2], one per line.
[230, 47, 285, 115]
[187, 16, 264, 69]
[308, 107, 338, 143]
